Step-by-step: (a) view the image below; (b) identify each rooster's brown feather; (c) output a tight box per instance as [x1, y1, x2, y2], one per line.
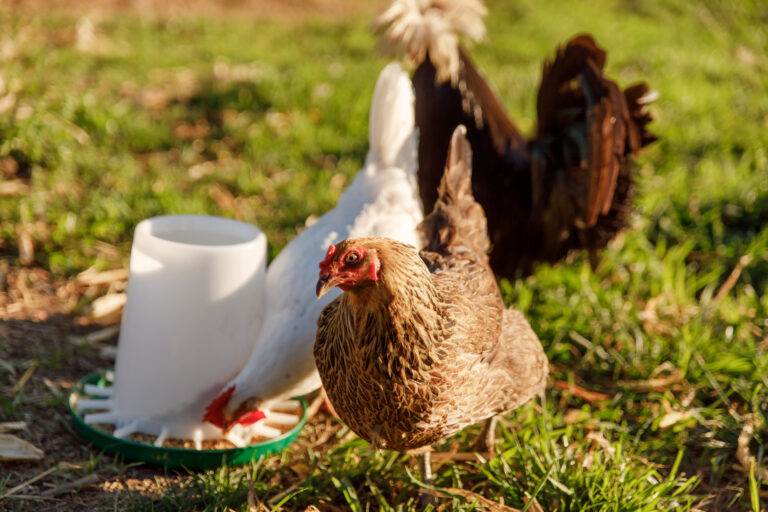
[409, 30, 655, 276]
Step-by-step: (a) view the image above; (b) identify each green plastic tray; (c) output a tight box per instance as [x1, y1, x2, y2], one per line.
[68, 370, 307, 469]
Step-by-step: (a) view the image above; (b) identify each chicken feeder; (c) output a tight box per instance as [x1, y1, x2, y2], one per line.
[68, 371, 307, 469]
[70, 215, 305, 465]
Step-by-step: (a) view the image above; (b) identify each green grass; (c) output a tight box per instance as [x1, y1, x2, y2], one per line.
[1, 0, 767, 510]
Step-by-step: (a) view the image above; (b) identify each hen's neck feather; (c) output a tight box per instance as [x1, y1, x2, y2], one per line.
[340, 241, 447, 380]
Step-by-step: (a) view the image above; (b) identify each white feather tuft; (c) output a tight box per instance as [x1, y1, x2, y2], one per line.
[368, 62, 415, 170]
[376, 0, 487, 84]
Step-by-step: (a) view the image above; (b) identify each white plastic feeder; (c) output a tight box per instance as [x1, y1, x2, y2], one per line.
[81, 215, 267, 442]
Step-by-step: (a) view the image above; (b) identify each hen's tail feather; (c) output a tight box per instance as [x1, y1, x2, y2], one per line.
[367, 62, 416, 171]
[420, 125, 491, 259]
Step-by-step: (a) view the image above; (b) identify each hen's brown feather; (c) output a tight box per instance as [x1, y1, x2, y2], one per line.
[314, 127, 547, 452]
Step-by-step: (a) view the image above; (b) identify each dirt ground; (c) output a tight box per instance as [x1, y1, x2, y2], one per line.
[0, 266, 342, 509]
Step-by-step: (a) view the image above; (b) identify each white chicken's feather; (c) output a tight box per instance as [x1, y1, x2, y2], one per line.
[222, 63, 423, 414]
[376, 0, 487, 84]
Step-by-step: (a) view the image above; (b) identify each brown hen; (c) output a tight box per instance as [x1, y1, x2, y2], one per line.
[313, 127, 548, 466]
[377, 0, 656, 276]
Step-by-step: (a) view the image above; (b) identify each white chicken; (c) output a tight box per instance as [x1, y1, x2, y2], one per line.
[203, 62, 423, 434]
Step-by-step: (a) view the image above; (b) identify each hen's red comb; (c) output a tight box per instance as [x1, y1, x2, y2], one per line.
[319, 244, 336, 273]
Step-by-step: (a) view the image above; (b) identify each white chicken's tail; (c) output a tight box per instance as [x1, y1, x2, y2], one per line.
[367, 62, 416, 172]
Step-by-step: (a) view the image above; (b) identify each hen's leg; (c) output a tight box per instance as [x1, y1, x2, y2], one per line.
[304, 387, 340, 421]
[419, 451, 435, 508]
[419, 451, 433, 483]
[472, 415, 499, 453]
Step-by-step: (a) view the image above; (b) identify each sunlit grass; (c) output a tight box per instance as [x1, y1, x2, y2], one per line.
[0, 0, 766, 510]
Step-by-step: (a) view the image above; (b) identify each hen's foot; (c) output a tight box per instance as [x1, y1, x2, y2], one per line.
[471, 416, 499, 454]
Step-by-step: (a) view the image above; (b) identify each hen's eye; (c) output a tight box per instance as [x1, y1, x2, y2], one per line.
[345, 252, 360, 265]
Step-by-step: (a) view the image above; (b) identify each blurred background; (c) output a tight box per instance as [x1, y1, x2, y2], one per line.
[0, 0, 767, 510]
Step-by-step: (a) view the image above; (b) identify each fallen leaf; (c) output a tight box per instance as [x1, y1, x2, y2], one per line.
[736, 45, 757, 66]
[0, 179, 29, 196]
[563, 408, 588, 424]
[586, 431, 616, 457]
[209, 183, 239, 217]
[0, 433, 44, 461]
[16, 224, 34, 266]
[658, 410, 691, 429]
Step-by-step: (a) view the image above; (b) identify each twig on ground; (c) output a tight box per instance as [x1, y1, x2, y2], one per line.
[42, 377, 63, 399]
[267, 480, 303, 506]
[735, 415, 768, 481]
[76, 267, 129, 286]
[309, 421, 342, 448]
[554, 380, 611, 403]
[0, 465, 57, 499]
[0, 495, 61, 502]
[11, 362, 37, 396]
[67, 325, 120, 347]
[421, 487, 521, 511]
[523, 495, 545, 512]
[246, 471, 259, 512]
[431, 443, 459, 472]
[304, 393, 327, 422]
[618, 369, 683, 392]
[705, 254, 753, 319]
[430, 450, 493, 464]
[40, 473, 99, 497]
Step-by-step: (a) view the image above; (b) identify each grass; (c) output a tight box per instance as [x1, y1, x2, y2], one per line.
[1, 0, 767, 510]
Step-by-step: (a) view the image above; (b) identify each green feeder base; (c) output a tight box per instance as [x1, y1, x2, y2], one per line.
[68, 370, 306, 469]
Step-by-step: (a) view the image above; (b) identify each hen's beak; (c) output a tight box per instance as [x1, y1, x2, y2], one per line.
[316, 274, 334, 298]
